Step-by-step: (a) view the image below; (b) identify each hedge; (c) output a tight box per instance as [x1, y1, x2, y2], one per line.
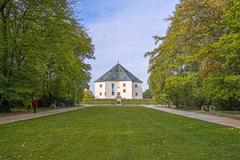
[81, 98, 157, 105]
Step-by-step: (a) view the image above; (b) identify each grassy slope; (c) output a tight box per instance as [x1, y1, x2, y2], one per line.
[0, 106, 239, 160]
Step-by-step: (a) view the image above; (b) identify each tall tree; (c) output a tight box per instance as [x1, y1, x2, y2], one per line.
[146, 0, 240, 110]
[0, 0, 94, 112]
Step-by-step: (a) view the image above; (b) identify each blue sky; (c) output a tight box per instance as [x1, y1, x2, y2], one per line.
[75, 0, 179, 91]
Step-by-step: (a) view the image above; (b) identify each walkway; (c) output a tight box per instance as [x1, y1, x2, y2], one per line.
[143, 105, 240, 129]
[0, 107, 81, 125]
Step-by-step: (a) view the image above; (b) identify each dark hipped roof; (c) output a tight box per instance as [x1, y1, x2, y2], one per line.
[95, 63, 142, 83]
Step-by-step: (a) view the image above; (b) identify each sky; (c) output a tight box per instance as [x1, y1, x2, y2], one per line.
[75, 0, 179, 91]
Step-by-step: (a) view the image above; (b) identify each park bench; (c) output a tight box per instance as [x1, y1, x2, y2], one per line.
[201, 105, 216, 112]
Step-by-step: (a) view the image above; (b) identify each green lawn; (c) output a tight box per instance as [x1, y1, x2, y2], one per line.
[0, 106, 239, 160]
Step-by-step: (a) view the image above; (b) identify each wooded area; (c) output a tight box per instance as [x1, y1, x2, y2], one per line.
[0, 0, 94, 112]
[146, 0, 240, 110]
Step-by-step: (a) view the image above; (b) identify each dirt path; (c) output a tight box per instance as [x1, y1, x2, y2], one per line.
[143, 105, 240, 129]
[0, 107, 81, 125]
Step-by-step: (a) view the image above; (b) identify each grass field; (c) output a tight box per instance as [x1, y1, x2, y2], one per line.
[0, 106, 239, 160]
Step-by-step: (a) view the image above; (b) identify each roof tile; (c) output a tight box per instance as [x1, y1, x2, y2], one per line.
[95, 63, 142, 83]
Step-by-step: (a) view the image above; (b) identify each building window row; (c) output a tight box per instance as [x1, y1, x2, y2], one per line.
[101, 91, 138, 96]
[100, 83, 137, 88]
[101, 92, 138, 96]
[99, 83, 138, 96]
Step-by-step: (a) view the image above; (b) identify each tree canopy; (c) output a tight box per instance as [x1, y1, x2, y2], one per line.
[143, 89, 152, 99]
[146, 0, 240, 110]
[0, 0, 94, 112]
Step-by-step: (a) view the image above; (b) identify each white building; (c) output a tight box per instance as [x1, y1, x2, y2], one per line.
[94, 63, 143, 99]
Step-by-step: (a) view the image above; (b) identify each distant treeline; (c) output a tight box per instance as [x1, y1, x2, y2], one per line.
[0, 1, 94, 112]
[146, 0, 240, 110]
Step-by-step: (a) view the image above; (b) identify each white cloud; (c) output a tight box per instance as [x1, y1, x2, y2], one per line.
[86, 0, 178, 91]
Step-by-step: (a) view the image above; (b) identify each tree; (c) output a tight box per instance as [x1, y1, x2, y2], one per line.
[146, 0, 240, 110]
[0, 0, 94, 112]
[143, 89, 152, 99]
[83, 89, 94, 99]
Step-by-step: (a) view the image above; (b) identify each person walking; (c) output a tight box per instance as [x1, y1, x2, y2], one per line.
[32, 98, 39, 113]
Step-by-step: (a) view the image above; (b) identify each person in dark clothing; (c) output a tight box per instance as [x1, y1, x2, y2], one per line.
[32, 98, 39, 113]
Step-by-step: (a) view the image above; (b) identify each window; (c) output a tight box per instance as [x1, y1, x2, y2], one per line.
[117, 92, 121, 96]
[135, 92, 138, 96]
[105, 92, 106, 96]
[111, 83, 115, 95]
[123, 89, 126, 93]
[135, 84, 138, 88]
[99, 84, 102, 88]
[100, 92, 102, 96]
[123, 83, 126, 87]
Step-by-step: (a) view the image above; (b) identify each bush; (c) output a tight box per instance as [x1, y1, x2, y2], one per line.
[39, 96, 74, 107]
[143, 89, 152, 99]
[123, 99, 156, 105]
[81, 98, 157, 105]
[203, 75, 240, 110]
[164, 73, 205, 109]
[81, 98, 116, 104]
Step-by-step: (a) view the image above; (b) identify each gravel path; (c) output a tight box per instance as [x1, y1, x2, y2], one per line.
[0, 107, 81, 125]
[143, 105, 240, 129]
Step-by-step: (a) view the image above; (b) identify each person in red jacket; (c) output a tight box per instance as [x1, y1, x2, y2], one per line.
[32, 97, 39, 113]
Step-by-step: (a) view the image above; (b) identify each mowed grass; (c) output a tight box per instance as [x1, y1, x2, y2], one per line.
[0, 106, 239, 160]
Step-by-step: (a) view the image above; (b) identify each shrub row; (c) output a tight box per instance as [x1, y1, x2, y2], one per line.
[81, 98, 157, 105]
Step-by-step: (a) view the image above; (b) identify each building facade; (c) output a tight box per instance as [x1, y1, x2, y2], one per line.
[94, 63, 143, 99]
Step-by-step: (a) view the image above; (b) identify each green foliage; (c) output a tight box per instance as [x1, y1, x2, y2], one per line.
[81, 98, 117, 104]
[81, 98, 156, 105]
[146, 0, 240, 110]
[143, 89, 152, 99]
[83, 90, 94, 98]
[203, 75, 240, 110]
[164, 73, 204, 109]
[0, 0, 94, 112]
[123, 99, 156, 105]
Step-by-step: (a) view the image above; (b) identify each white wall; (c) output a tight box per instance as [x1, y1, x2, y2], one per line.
[118, 81, 132, 99]
[105, 81, 116, 99]
[94, 81, 142, 99]
[132, 82, 143, 99]
[104, 81, 132, 99]
[94, 82, 106, 99]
